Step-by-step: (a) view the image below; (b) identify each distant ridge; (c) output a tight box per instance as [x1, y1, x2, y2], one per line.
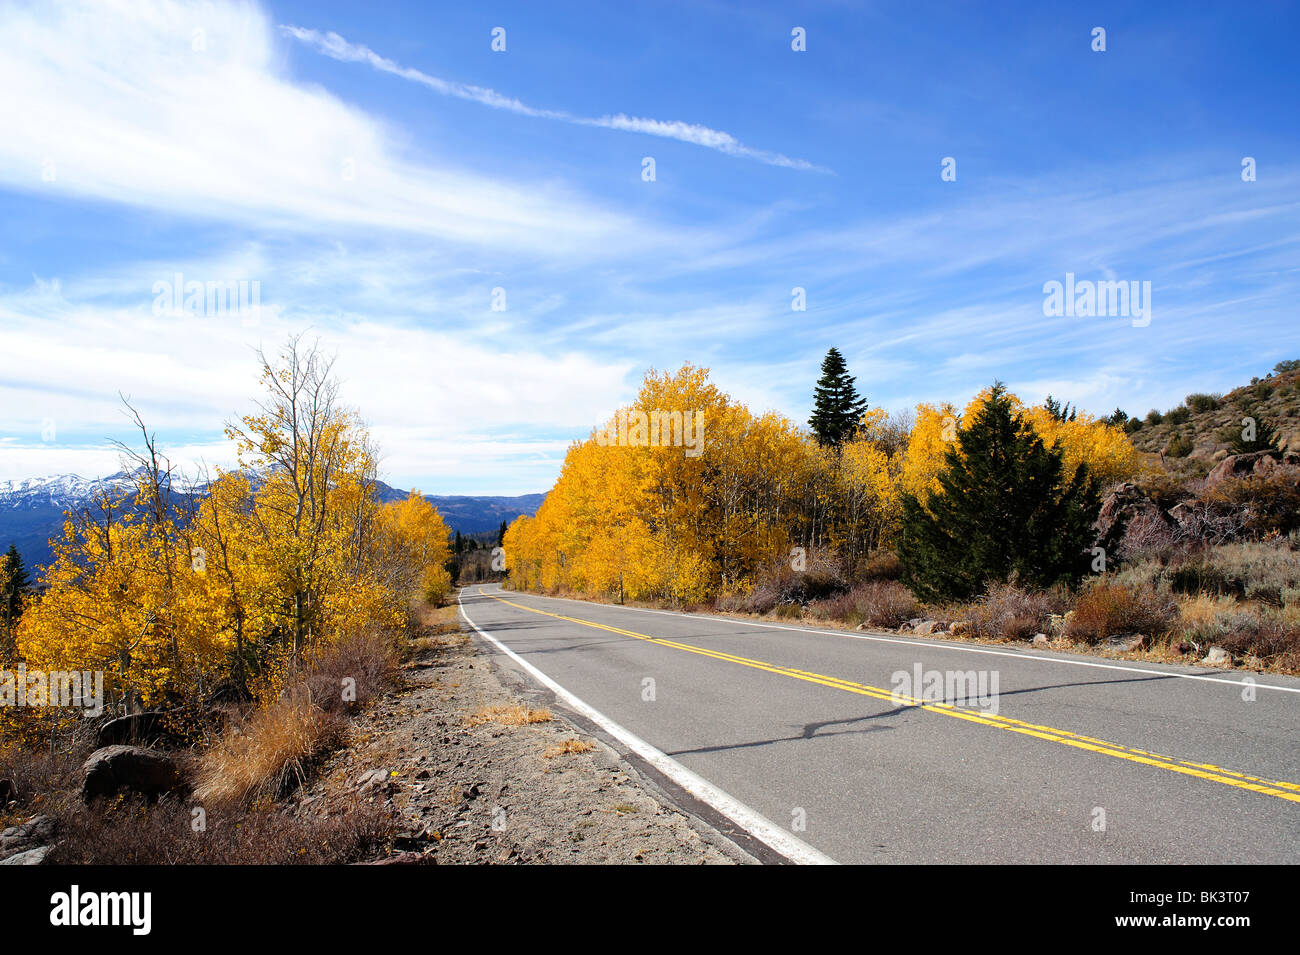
[0, 472, 545, 570]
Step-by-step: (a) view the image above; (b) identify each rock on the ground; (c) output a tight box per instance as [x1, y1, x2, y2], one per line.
[95, 710, 179, 748]
[911, 620, 949, 636]
[1202, 646, 1233, 666]
[1105, 633, 1146, 652]
[1094, 482, 1169, 546]
[1204, 450, 1300, 488]
[81, 745, 185, 802]
[0, 845, 50, 865]
[1032, 633, 1049, 646]
[0, 814, 55, 861]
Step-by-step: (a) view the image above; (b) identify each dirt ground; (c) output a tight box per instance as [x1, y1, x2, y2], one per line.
[296, 603, 748, 865]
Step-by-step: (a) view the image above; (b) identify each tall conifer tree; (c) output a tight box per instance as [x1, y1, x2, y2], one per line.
[808, 347, 868, 447]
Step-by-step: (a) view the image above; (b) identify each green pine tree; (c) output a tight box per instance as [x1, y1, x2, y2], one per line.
[1, 543, 30, 658]
[1227, 408, 1281, 454]
[808, 347, 868, 447]
[497, 520, 508, 546]
[899, 383, 1100, 601]
[1044, 395, 1077, 422]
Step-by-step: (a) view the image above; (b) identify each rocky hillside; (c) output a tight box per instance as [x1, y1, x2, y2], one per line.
[1123, 363, 1300, 478]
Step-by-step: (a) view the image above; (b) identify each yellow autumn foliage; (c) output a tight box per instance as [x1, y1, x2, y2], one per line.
[506, 369, 1140, 603]
[12, 340, 451, 719]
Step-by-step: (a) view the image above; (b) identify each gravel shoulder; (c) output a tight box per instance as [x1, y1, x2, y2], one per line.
[297, 601, 749, 864]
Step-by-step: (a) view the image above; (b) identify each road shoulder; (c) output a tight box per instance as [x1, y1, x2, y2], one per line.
[297, 602, 750, 864]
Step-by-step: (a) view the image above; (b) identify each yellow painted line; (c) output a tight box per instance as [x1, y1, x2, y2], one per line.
[483, 592, 1300, 805]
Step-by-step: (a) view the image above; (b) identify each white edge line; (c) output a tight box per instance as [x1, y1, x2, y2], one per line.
[491, 586, 1300, 696]
[457, 587, 838, 866]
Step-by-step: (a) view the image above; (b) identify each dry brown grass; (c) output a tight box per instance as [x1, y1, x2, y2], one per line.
[194, 691, 342, 806]
[48, 794, 391, 864]
[464, 704, 553, 727]
[193, 628, 399, 807]
[543, 738, 594, 758]
[0, 743, 83, 827]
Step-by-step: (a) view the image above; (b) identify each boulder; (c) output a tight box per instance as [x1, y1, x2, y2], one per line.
[1202, 646, 1233, 666]
[912, 620, 950, 636]
[80, 745, 185, 802]
[0, 815, 54, 861]
[1094, 482, 1168, 546]
[1204, 450, 1300, 488]
[1032, 633, 1049, 646]
[95, 710, 179, 748]
[1105, 633, 1146, 653]
[0, 845, 49, 865]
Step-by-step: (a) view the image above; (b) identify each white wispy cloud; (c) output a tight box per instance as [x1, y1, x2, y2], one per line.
[281, 26, 828, 172]
[0, 0, 657, 257]
[0, 254, 636, 493]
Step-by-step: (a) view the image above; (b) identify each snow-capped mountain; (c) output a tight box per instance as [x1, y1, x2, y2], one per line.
[0, 472, 143, 510]
[0, 471, 544, 571]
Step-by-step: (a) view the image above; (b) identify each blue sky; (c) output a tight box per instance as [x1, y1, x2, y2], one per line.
[1, 0, 1297, 494]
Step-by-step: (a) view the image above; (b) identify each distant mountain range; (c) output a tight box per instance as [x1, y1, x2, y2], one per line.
[0, 472, 545, 571]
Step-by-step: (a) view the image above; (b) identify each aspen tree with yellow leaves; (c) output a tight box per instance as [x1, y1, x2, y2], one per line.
[12, 337, 452, 731]
[505, 365, 1139, 606]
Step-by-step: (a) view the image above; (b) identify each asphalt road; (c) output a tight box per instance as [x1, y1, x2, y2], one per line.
[458, 584, 1300, 864]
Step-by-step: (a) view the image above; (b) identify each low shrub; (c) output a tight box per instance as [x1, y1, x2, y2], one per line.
[1164, 559, 1240, 598]
[1166, 432, 1194, 458]
[1117, 512, 1178, 563]
[1065, 581, 1178, 643]
[1177, 594, 1261, 650]
[857, 549, 903, 582]
[808, 580, 918, 629]
[961, 583, 1065, 641]
[1200, 472, 1300, 538]
[302, 629, 399, 714]
[1179, 541, 1300, 601]
[1217, 618, 1300, 670]
[745, 549, 848, 613]
[1186, 393, 1222, 413]
[0, 744, 82, 825]
[1132, 469, 1191, 510]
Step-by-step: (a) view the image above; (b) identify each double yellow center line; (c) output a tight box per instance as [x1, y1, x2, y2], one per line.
[483, 591, 1300, 805]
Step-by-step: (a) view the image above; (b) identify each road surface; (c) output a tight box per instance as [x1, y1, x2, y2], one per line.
[458, 584, 1300, 864]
